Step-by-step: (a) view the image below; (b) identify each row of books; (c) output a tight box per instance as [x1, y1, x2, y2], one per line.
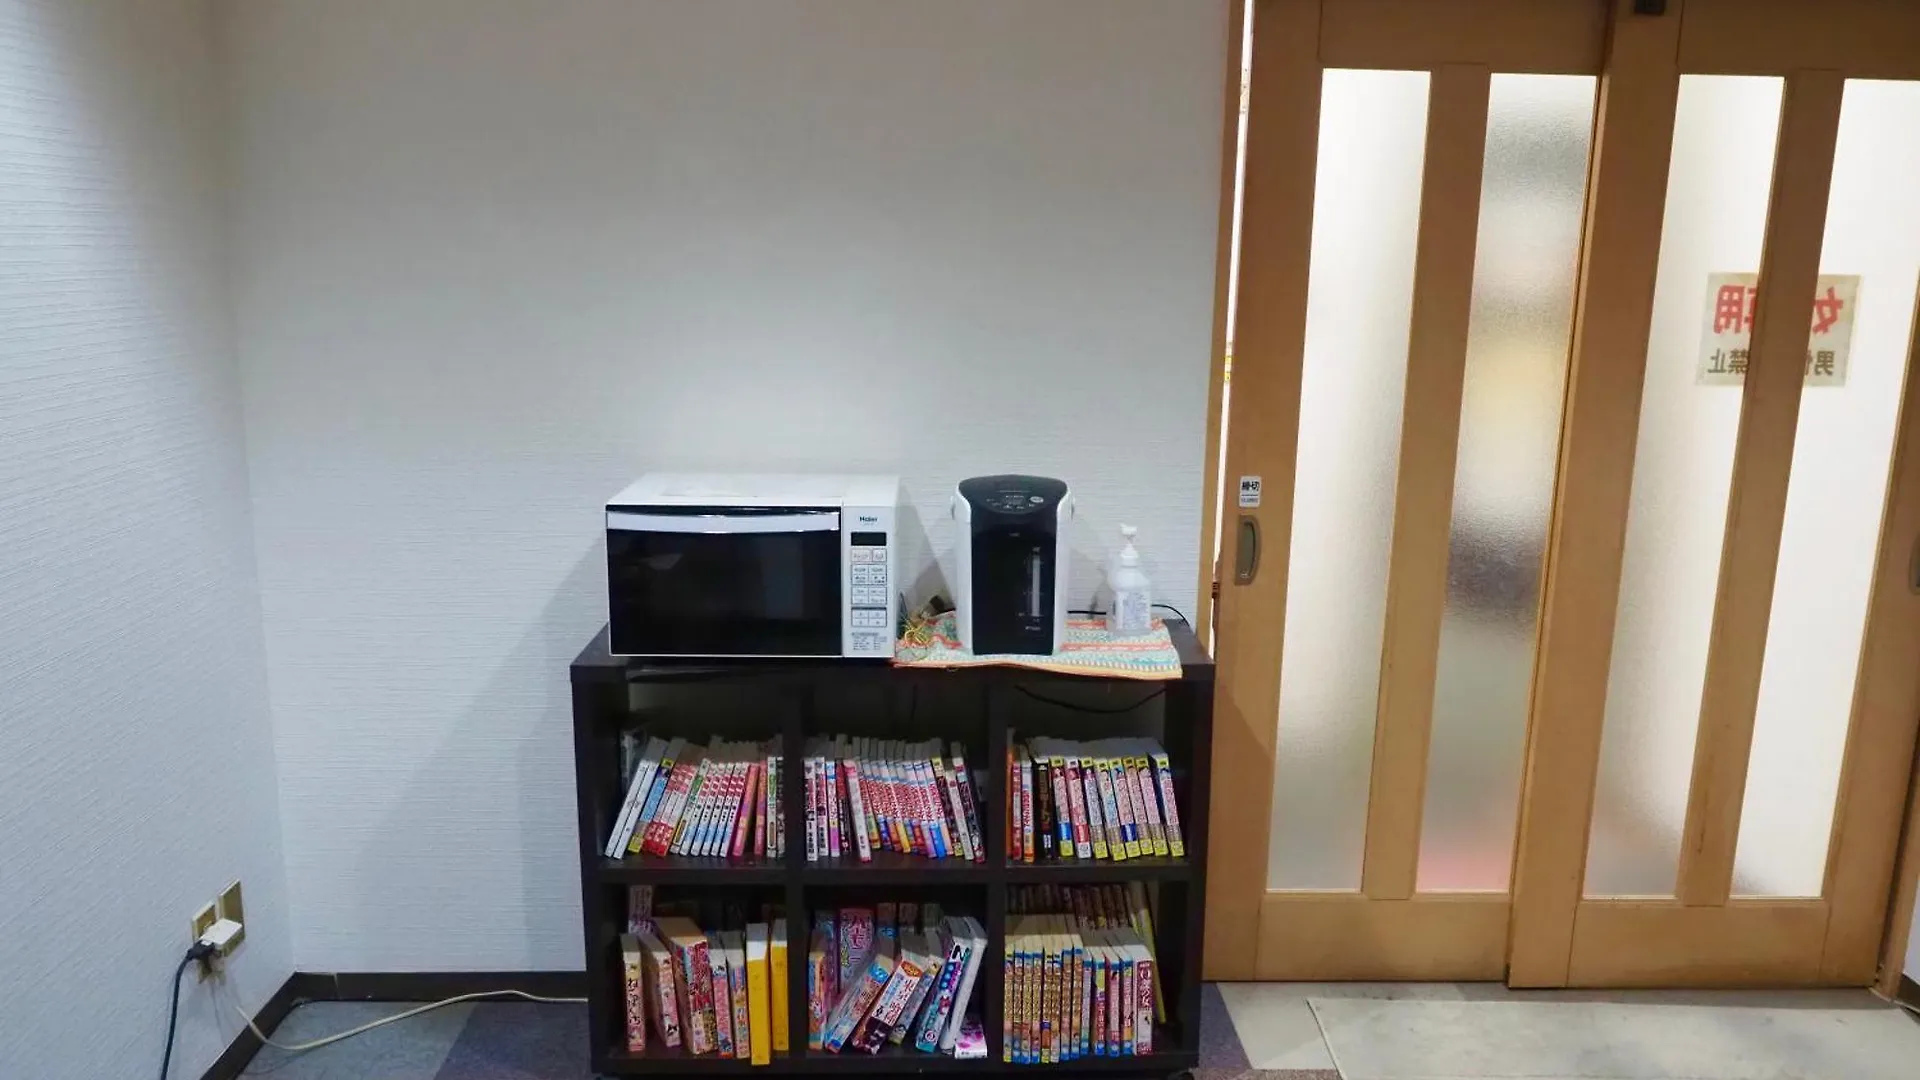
[808, 903, 988, 1058]
[1009, 737, 1185, 864]
[620, 913, 787, 1062]
[804, 737, 985, 863]
[1009, 882, 1168, 1024]
[1005, 918, 1156, 1063]
[605, 737, 784, 861]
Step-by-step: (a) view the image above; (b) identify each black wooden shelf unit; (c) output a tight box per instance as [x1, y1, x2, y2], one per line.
[571, 621, 1215, 1077]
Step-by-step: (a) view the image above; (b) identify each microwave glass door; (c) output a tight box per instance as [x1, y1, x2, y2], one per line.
[608, 507, 842, 656]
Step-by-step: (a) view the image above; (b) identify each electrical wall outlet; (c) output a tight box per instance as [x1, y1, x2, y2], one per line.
[190, 902, 218, 980]
[216, 880, 245, 955]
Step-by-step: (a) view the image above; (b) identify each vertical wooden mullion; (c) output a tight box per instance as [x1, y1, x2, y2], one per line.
[1824, 279, 1920, 983]
[1507, 0, 1683, 988]
[1195, 0, 1249, 650]
[1360, 64, 1491, 901]
[1676, 69, 1844, 908]
[1201, 0, 1321, 981]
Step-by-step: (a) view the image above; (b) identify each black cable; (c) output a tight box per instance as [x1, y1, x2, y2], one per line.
[1072, 604, 1191, 626]
[1012, 682, 1167, 714]
[160, 943, 214, 1080]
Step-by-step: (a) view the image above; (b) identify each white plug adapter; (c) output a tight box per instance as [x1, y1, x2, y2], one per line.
[199, 917, 244, 954]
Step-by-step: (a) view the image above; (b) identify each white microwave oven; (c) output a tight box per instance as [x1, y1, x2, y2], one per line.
[604, 473, 901, 659]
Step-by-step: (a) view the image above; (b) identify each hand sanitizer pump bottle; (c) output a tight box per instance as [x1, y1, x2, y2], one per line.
[1109, 525, 1153, 635]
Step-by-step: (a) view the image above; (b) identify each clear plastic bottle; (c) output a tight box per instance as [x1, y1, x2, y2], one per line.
[1109, 525, 1153, 635]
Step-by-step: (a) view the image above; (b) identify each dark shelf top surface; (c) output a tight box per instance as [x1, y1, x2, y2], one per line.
[572, 621, 1215, 685]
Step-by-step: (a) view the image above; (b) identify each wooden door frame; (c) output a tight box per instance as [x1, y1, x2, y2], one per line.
[1200, 0, 1920, 985]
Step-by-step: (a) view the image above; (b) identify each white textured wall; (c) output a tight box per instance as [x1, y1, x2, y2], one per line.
[0, 1, 290, 1077]
[226, 0, 1227, 968]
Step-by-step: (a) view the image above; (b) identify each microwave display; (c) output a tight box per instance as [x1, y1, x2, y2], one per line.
[607, 507, 843, 657]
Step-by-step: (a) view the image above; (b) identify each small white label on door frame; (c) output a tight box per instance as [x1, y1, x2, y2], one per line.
[1238, 475, 1262, 508]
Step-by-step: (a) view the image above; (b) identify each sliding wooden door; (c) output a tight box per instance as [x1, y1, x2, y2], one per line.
[1509, 0, 1920, 987]
[1204, 0, 1920, 986]
[1205, 0, 1611, 981]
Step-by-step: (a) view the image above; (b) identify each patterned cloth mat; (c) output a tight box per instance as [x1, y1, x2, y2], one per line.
[893, 611, 1182, 680]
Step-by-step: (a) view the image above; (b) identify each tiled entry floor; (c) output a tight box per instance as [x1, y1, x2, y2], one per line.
[1213, 981, 1920, 1080]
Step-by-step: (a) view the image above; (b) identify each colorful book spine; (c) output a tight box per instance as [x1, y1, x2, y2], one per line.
[850, 952, 923, 1053]
[952, 744, 986, 863]
[1024, 927, 1041, 1063]
[1098, 941, 1113, 1053]
[605, 738, 662, 857]
[1094, 757, 1128, 861]
[708, 938, 735, 1058]
[1035, 758, 1056, 861]
[1063, 757, 1091, 859]
[844, 756, 872, 862]
[635, 926, 681, 1049]
[629, 739, 686, 855]
[821, 945, 894, 1053]
[1130, 756, 1167, 856]
[1153, 751, 1184, 857]
[767, 756, 782, 858]
[620, 933, 647, 1052]
[1132, 937, 1155, 1055]
[668, 754, 709, 855]
[828, 757, 845, 857]
[1050, 756, 1073, 857]
[1006, 745, 1021, 864]
[836, 908, 873, 993]
[692, 755, 725, 857]
[803, 757, 819, 862]
[1040, 925, 1057, 1062]
[1006, 926, 1021, 1060]
[731, 761, 759, 859]
[939, 917, 985, 1052]
[770, 917, 790, 1052]
[643, 752, 699, 856]
[745, 924, 772, 1066]
[1081, 758, 1109, 860]
[1110, 755, 1143, 859]
[892, 934, 945, 1045]
[917, 756, 947, 858]
[806, 926, 831, 1050]
[656, 919, 716, 1055]
[728, 934, 752, 1062]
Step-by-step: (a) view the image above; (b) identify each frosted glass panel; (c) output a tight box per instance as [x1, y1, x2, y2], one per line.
[1418, 75, 1595, 893]
[1586, 76, 1783, 898]
[1268, 69, 1428, 890]
[1733, 81, 1920, 898]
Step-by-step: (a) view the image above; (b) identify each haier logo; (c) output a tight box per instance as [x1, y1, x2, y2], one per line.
[858, 515, 879, 524]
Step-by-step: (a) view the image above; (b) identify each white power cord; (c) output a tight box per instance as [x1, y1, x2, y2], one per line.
[233, 989, 586, 1054]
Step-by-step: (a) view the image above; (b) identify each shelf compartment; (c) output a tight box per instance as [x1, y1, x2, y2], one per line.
[800, 851, 993, 885]
[598, 854, 787, 885]
[602, 1043, 767, 1073]
[1002, 857, 1191, 883]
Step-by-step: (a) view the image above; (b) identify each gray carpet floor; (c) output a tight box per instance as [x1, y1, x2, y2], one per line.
[243, 983, 1330, 1079]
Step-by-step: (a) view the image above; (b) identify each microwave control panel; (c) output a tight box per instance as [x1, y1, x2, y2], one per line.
[845, 521, 894, 658]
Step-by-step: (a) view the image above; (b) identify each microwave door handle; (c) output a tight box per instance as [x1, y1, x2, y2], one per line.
[606, 510, 842, 534]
